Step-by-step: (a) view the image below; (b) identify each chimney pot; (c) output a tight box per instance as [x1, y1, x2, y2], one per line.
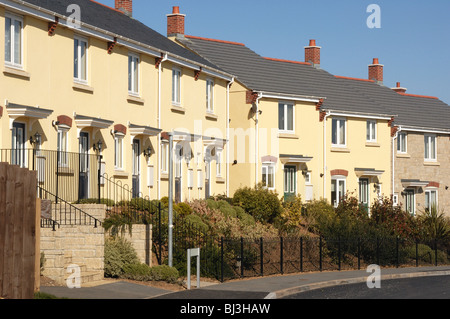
[167, 6, 186, 37]
[115, 0, 133, 17]
[392, 81, 407, 94]
[305, 39, 321, 67]
[368, 58, 383, 84]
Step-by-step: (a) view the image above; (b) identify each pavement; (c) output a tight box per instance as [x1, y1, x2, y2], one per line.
[40, 265, 450, 300]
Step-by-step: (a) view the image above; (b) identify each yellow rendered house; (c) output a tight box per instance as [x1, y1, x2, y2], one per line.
[173, 7, 394, 208]
[0, 0, 233, 203]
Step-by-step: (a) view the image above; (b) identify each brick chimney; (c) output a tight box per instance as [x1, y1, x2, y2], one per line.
[392, 82, 407, 94]
[304, 39, 321, 67]
[115, 0, 133, 17]
[368, 58, 383, 84]
[167, 6, 185, 38]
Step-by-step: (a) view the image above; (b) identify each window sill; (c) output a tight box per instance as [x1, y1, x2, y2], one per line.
[160, 172, 169, 180]
[396, 153, 411, 158]
[171, 105, 186, 114]
[3, 65, 30, 80]
[127, 95, 145, 105]
[205, 112, 218, 121]
[331, 147, 350, 153]
[113, 170, 129, 177]
[278, 133, 299, 139]
[216, 177, 226, 184]
[365, 142, 380, 147]
[424, 161, 440, 166]
[73, 82, 94, 93]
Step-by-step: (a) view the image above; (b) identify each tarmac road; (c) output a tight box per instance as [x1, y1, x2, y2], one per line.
[283, 275, 450, 299]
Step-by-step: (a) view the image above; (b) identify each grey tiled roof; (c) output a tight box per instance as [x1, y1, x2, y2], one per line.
[179, 36, 392, 117]
[335, 78, 450, 131]
[20, 0, 220, 69]
[180, 36, 450, 130]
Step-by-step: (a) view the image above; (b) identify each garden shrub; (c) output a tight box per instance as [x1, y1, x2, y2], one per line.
[104, 236, 139, 278]
[121, 264, 180, 283]
[149, 265, 180, 283]
[232, 184, 283, 224]
[174, 202, 193, 217]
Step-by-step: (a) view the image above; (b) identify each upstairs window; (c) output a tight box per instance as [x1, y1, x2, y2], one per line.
[424, 134, 437, 161]
[332, 118, 347, 147]
[278, 102, 294, 133]
[74, 36, 88, 83]
[128, 53, 140, 95]
[206, 78, 214, 113]
[172, 68, 181, 105]
[397, 132, 407, 154]
[5, 13, 23, 68]
[366, 120, 377, 142]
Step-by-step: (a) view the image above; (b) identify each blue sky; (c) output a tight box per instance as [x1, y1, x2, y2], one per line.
[97, 0, 450, 105]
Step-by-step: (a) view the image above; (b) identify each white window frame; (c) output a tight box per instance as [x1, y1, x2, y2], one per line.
[331, 176, 346, 208]
[206, 78, 215, 113]
[332, 117, 347, 147]
[216, 148, 223, 177]
[74, 35, 88, 84]
[114, 134, 125, 170]
[57, 126, 69, 167]
[278, 102, 295, 133]
[404, 189, 415, 216]
[128, 52, 140, 95]
[397, 132, 407, 154]
[424, 134, 437, 162]
[4, 12, 24, 69]
[262, 163, 276, 190]
[172, 67, 182, 105]
[425, 189, 438, 212]
[305, 172, 312, 185]
[366, 120, 377, 143]
[160, 142, 169, 174]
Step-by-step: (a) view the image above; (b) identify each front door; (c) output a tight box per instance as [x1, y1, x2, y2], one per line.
[284, 166, 296, 202]
[79, 132, 89, 200]
[12, 122, 26, 167]
[132, 139, 140, 198]
[359, 178, 369, 213]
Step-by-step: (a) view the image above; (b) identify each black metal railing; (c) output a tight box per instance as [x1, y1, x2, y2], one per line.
[38, 186, 102, 228]
[0, 149, 100, 204]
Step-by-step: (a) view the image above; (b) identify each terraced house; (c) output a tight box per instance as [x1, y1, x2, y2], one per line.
[171, 7, 395, 210]
[0, 0, 233, 204]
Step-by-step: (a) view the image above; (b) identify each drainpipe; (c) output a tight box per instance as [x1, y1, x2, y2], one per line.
[323, 111, 331, 199]
[157, 53, 168, 199]
[255, 93, 263, 186]
[226, 77, 235, 197]
[392, 126, 402, 200]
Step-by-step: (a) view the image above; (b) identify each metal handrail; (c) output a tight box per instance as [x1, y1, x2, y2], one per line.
[38, 186, 102, 228]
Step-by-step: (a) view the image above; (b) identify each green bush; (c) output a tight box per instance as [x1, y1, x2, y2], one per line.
[175, 202, 193, 217]
[122, 263, 153, 281]
[149, 265, 180, 283]
[121, 264, 180, 283]
[75, 198, 115, 207]
[232, 184, 283, 224]
[104, 236, 140, 278]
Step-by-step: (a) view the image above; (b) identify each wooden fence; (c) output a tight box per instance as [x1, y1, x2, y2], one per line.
[0, 163, 39, 299]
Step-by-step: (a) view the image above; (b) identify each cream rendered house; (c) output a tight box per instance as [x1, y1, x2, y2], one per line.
[0, 0, 233, 203]
[172, 7, 394, 209]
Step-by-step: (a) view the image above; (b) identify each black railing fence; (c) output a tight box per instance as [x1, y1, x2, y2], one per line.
[0, 149, 99, 203]
[38, 186, 102, 230]
[99, 172, 450, 282]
